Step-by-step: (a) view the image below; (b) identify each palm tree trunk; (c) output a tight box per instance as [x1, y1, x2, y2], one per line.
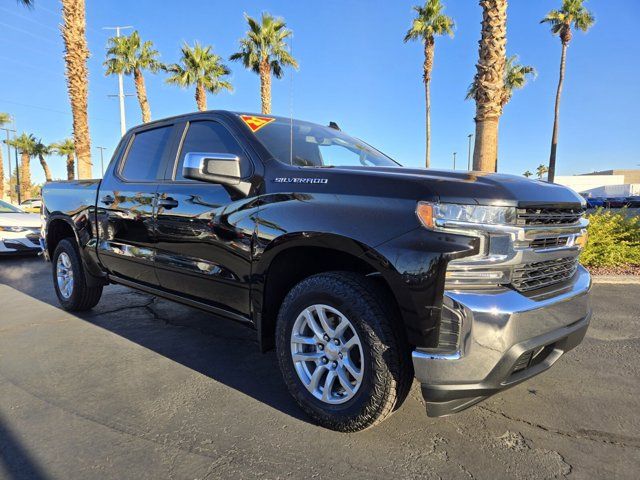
[195, 82, 207, 111]
[425, 80, 431, 168]
[423, 38, 434, 169]
[39, 154, 52, 182]
[134, 68, 151, 123]
[20, 151, 30, 201]
[61, 0, 92, 179]
[472, 0, 507, 172]
[0, 148, 4, 200]
[67, 153, 75, 180]
[548, 42, 567, 184]
[259, 60, 271, 114]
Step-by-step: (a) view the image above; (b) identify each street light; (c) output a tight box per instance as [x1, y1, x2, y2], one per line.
[467, 134, 474, 171]
[96, 147, 107, 176]
[453, 152, 457, 170]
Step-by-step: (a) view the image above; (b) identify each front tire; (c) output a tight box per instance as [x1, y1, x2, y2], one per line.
[275, 272, 411, 432]
[52, 238, 103, 311]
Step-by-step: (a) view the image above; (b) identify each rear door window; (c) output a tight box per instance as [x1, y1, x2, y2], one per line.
[121, 125, 173, 181]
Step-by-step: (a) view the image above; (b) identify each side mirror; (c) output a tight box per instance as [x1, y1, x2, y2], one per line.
[182, 152, 243, 186]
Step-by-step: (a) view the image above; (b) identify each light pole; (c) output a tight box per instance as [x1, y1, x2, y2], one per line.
[97, 147, 107, 176]
[1, 125, 16, 200]
[453, 152, 457, 170]
[103, 25, 133, 137]
[467, 134, 473, 171]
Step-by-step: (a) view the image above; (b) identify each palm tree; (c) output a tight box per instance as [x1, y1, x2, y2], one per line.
[165, 42, 233, 112]
[536, 164, 549, 179]
[541, 0, 595, 183]
[33, 139, 53, 182]
[7, 133, 36, 200]
[469, 0, 508, 172]
[404, 0, 454, 168]
[230, 12, 298, 114]
[501, 56, 536, 107]
[51, 139, 76, 180]
[105, 31, 161, 123]
[61, 0, 92, 179]
[15, 0, 91, 178]
[0, 112, 10, 199]
[523, 170, 533, 178]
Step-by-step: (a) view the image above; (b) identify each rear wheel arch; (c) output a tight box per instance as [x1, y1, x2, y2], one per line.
[46, 218, 77, 258]
[46, 216, 105, 286]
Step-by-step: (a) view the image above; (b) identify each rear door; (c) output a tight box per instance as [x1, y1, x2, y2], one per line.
[154, 117, 258, 319]
[96, 122, 179, 286]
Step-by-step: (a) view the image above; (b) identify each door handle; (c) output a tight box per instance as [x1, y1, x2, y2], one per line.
[157, 197, 179, 209]
[101, 195, 115, 205]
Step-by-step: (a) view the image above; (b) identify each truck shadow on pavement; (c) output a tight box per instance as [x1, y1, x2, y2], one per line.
[0, 256, 311, 424]
[0, 412, 51, 480]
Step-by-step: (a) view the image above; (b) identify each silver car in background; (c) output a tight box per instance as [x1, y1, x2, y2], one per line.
[0, 200, 41, 255]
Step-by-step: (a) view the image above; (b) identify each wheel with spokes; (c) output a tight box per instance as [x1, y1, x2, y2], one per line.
[52, 238, 103, 311]
[276, 271, 410, 431]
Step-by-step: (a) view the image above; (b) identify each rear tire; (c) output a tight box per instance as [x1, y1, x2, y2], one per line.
[275, 271, 411, 432]
[52, 238, 103, 311]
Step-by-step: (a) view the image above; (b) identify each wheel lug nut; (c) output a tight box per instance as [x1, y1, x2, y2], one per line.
[333, 339, 340, 345]
[332, 361, 338, 368]
[323, 334, 330, 341]
[338, 353, 343, 359]
[318, 344, 324, 350]
[322, 357, 328, 364]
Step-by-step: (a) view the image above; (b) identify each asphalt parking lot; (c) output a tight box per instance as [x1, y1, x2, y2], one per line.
[0, 257, 638, 479]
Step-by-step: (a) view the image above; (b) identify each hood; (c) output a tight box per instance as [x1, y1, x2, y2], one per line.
[0, 212, 41, 228]
[323, 166, 584, 207]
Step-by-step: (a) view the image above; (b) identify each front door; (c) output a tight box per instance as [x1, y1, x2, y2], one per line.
[154, 119, 258, 319]
[96, 123, 177, 286]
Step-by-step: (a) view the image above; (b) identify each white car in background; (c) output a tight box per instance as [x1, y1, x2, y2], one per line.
[0, 200, 42, 255]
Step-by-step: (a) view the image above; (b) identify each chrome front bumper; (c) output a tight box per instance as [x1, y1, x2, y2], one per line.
[413, 265, 592, 417]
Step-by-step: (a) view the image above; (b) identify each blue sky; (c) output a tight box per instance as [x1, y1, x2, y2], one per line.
[1, 0, 638, 183]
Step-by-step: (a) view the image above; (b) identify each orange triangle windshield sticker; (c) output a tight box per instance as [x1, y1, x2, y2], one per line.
[240, 114, 275, 133]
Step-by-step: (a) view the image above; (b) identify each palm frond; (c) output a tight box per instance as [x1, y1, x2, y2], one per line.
[104, 30, 161, 76]
[404, 0, 455, 43]
[230, 11, 298, 76]
[541, 0, 594, 36]
[164, 42, 232, 93]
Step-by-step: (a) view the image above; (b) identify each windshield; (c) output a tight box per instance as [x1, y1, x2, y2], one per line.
[0, 200, 24, 213]
[250, 117, 400, 168]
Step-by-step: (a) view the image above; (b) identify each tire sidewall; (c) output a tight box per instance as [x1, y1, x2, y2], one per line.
[52, 239, 83, 310]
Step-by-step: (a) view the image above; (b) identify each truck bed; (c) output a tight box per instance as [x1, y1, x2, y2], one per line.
[41, 179, 101, 218]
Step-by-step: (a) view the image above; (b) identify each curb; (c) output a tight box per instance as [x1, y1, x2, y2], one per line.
[591, 275, 640, 285]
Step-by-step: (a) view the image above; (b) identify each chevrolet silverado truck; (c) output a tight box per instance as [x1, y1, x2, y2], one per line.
[41, 111, 591, 431]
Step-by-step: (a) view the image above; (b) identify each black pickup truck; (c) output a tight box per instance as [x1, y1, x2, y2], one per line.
[41, 111, 592, 431]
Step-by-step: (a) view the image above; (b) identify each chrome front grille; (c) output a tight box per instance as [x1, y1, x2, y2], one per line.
[517, 207, 585, 226]
[530, 236, 569, 249]
[511, 256, 579, 292]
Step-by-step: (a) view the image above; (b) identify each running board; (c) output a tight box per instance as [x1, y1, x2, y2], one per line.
[107, 274, 253, 325]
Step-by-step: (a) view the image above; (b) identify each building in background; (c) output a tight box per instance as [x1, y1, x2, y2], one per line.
[555, 169, 640, 197]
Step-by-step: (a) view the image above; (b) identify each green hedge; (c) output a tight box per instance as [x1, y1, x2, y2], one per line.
[580, 208, 640, 267]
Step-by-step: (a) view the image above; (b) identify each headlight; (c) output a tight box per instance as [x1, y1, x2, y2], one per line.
[417, 202, 517, 228]
[0, 225, 28, 232]
[416, 202, 517, 288]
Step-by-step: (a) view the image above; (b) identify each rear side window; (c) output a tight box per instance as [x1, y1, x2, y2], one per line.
[175, 121, 250, 181]
[121, 125, 173, 181]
